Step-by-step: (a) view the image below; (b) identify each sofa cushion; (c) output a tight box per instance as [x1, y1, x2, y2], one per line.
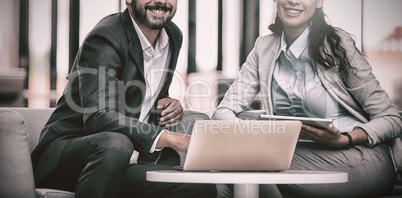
[9, 108, 54, 152]
[0, 109, 35, 198]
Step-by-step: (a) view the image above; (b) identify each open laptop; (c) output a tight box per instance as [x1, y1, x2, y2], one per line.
[179, 120, 302, 171]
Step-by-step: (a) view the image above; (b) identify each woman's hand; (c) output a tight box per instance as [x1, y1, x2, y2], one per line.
[300, 124, 349, 148]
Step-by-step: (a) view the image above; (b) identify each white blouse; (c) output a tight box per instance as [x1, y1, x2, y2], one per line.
[272, 27, 364, 133]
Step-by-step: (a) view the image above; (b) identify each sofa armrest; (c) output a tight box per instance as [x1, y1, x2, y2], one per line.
[0, 109, 35, 198]
[9, 108, 54, 152]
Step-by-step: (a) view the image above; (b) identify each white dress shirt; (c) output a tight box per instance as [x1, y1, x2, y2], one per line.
[272, 26, 372, 145]
[129, 16, 172, 164]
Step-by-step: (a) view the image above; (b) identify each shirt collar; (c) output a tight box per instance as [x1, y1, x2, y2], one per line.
[276, 26, 310, 60]
[129, 14, 169, 52]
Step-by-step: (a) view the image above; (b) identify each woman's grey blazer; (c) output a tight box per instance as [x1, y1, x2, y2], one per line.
[214, 28, 402, 181]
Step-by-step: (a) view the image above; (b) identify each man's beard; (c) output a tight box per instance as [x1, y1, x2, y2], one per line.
[131, 1, 175, 30]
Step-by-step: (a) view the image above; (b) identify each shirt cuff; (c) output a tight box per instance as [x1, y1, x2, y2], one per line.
[353, 126, 373, 146]
[367, 134, 373, 146]
[149, 129, 167, 153]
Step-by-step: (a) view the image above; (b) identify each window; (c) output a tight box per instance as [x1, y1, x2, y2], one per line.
[0, 0, 400, 111]
[363, 0, 402, 110]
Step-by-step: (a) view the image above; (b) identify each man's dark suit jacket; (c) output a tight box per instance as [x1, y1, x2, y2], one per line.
[31, 9, 183, 183]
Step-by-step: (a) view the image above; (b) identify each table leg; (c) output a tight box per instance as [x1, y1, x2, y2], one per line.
[234, 184, 258, 198]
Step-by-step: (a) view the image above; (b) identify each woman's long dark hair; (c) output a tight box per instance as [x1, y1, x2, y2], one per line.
[269, 8, 353, 80]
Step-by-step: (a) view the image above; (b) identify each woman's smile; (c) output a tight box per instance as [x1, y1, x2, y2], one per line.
[284, 7, 304, 15]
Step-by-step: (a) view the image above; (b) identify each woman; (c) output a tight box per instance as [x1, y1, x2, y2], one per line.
[213, 0, 402, 197]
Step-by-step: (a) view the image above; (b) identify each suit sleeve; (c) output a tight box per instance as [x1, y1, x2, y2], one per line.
[213, 37, 262, 120]
[338, 30, 402, 145]
[71, 26, 164, 156]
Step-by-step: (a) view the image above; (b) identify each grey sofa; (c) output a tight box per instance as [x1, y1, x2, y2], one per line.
[0, 108, 74, 197]
[0, 108, 75, 198]
[1, 108, 401, 197]
[236, 110, 402, 198]
[0, 107, 207, 198]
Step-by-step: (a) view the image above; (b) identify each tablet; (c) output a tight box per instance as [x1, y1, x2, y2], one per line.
[258, 115, 333, 131]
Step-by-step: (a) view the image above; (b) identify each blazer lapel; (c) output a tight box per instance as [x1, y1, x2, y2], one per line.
[128, 42, 145, 77]
[149, 23, 183, 123]
[260, 33, 281, 115]
[121, 9, 145, 77]
[165, 22, 182, 72]
[157, 22, 182, 97]
[121, 9, 183, 124]
[121, 9, 181, 85]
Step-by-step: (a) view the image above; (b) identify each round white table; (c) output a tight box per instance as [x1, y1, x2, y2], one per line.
[146, 170, 348, 198]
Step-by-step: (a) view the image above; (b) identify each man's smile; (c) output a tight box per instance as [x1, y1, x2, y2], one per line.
[145, 4, 173, 16]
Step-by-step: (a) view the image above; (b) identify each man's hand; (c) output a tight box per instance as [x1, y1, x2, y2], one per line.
[157, 98, 183, 127]
[156, 131, 190, 152]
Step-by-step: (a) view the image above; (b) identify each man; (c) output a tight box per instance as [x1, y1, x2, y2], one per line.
[31, 0, 217, 197]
